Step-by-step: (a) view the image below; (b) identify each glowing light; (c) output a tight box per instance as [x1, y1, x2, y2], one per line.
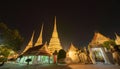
[48, 16, 62, 54]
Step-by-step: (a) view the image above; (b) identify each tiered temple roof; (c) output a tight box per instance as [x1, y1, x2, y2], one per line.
[89, 32, 110, 47]
[23, 44, 51, 56]
[21, 24, 49, 55]
[68, 43, 78, 51]
[22, 16, 63, 55]
[34, 24, 43, 46]
[21, 31, 34, 54]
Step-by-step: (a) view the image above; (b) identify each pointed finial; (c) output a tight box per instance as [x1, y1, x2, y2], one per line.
[41, 23, 44, 35]
[115, 32, 118, 36]
[52, 16, 58, 37]
[44, 41, 48, 45]
[34, 23, 44, 46]
[21, 30, 35, 54]
[31, 30, 35, 43]
[115, 32, 120, 39]
[54, 16, 57, 32]
[70, 42, 73, 46]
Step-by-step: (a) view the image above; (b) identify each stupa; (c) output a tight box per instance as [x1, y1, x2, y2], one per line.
[48, 16, 62, 54]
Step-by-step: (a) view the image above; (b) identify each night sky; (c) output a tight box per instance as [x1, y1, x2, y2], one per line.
[0, 1, 120, 50]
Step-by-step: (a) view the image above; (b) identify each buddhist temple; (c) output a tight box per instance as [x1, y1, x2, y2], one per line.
[48, 16, 62, 54]
[16, 16, 120, 65]
[17, 24, 52, 64]
[66, 43, 79, 63]
[88, 32, 111, 64]
[88, 32, 110, 47]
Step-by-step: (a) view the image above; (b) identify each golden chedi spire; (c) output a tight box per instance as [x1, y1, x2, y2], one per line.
[48, 16, 62, 54]
[52, 16, 58, 37]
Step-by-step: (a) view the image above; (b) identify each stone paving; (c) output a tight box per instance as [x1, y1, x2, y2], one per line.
[0, 62, 120, 69]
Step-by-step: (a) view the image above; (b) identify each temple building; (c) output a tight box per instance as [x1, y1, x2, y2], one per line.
[88, 32, 110, 47]
[20, 43, 51, 64]
[21, 24, 43, 55]
[16, 17, 120, 65]
[48, 16, 62, 54]
[88, 32, 111, 64]
[66, 43, 79, 63]
[17, 24, 52, 64]
[17, 16, 63, 64]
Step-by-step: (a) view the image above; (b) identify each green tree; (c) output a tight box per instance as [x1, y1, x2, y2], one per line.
[0, 46, 10, 57]
[25, 58, 32, 65]
[0, 22, 24, 51]
[57, 49, 66, 63]
[103, 40, 116, 50]
[0, 46, 11, 62]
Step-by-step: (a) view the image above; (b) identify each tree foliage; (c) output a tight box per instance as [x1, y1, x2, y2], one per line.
[57, 49, 66, 60]
[103, 40, 116, 49]
[0, 22, 24, 51]
[0, 46, 10, 57]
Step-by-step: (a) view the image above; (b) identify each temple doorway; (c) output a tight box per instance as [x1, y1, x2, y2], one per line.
[90, 47, 110, 64]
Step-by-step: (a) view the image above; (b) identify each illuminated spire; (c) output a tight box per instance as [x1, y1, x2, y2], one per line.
[35, 24, 43, 46]
[21, 31, 35, 54]
[115, 33, 120, 39]
[52, 16, 58, 37]
[115, 33, 120, 45]
[48, 16, 62, 54]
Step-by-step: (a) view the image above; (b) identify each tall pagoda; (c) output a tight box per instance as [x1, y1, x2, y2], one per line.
[48, 16, 62, 54]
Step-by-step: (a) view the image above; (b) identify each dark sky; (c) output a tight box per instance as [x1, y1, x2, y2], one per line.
[0, 1, 120, 50]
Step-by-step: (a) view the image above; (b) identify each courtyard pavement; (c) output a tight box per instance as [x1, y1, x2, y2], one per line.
[0, 62, 120, 69]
